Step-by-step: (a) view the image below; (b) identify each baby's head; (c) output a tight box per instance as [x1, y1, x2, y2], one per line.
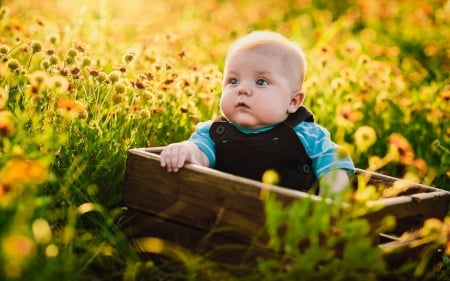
[220, 31, 308, 129]
[224, 31, 307, 92]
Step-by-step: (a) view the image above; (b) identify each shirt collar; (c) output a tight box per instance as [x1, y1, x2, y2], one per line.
[231, 123, 275, 134]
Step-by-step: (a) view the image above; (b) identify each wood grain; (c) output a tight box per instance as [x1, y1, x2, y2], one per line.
[121, 147, 450, 265]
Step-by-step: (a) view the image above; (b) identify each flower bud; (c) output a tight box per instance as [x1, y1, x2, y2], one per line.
[108, 70, 121, 83]
[66, 48, 78, 58]
[113, 82, 126, 94]
[30, 40, 43, 54]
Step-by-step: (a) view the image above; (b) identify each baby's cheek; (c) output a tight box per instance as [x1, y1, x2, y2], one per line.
[219, 96, 233, 112]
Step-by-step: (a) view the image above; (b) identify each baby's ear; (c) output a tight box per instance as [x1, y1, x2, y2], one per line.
[287, 91, 305, 113]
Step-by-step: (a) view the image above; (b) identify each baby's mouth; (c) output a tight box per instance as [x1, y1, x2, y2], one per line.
[236, 102, 249, 109]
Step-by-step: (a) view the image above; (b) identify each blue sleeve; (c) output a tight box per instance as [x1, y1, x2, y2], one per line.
[188, 121, 216, 167]
[295, 122, 355, 179]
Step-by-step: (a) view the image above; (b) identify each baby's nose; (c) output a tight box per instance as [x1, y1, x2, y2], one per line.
[238, 84, 252, 96]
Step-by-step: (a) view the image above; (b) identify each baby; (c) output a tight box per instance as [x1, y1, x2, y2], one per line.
[160, 31, 354, 197]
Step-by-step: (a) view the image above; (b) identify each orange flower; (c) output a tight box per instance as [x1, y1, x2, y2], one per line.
[0, 182, 11, 197]
[388, 133, 414, 165]
[3, 234, 36, 259]
[342, 39, 361, 54]
[0, 159, 48, 186]
[337, 104, 363, 124]
[447, 240, 450, 256]
[57, 98, 84, 117]
[439, 87, 449, 102]
[426, 108, 444, 123]
[2, 234, 36, 278]
[0, 110, 14, 137]
[413, 158, 428, 175]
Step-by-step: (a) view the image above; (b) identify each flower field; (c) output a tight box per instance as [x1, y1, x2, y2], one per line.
[0, 0, 449, 280]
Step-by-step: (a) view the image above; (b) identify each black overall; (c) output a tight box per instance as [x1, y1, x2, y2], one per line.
[210, 106, 317, 192]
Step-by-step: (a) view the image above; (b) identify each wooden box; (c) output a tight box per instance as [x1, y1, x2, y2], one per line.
[121, 147, 450, 266]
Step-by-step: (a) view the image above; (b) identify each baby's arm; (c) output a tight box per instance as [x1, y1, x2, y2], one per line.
[319, 169, 351, 200]
[160, 141, 209, 172]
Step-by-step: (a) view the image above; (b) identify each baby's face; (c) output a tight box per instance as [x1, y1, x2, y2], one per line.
[220, 47, 300, 129]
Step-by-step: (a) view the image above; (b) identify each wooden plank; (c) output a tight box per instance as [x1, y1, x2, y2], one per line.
[120, 208, 440, 268]
[122, 147, 450, 265]
[350, 167, 450, 233]
[120, 209, 271, 264]
[123, 148, 317, 242]
[365, 192, 450, 234]
[123, 148, 449, 231]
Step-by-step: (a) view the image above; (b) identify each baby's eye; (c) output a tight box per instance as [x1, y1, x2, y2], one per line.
[229, 78, 239, 85]
[256, 79, 268, 86]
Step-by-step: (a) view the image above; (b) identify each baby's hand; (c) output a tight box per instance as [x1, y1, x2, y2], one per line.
[160, 142, 194, 172]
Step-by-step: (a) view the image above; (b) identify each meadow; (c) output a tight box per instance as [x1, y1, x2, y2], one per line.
[0, 0, 449, 280]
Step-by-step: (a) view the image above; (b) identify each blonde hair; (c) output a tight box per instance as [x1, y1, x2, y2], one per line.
[224, 31, 307, 90]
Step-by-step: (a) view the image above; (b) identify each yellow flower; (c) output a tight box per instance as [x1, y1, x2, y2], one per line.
[66, 47, 78, 58]
[0, 43, 10, 54]
[45, 244, 59, 257]
[48, 54, 60, 66]
[28, 70, 48, 87]
[3, 234, 36, 260]
[402, 171, 421, 184]
[338, 142, 354, 159]
[32, 218, 52, 244]
[354, 126, 377, 153]
[95, 72, 108, 83]
[368, 156, 383, 169]
[335, 146, 350, 159]
[112, 93, 126, 104]
[443, 217, 450, 255]
[420, 218, 444, 238]
[354, 184, 379, 202]
[262, 169, 280, 185]
[80, 56, 92, 67]
[0, 87, 8, 109]
[331, 77, 347, 91]
[48, 75, 69, 93]
[139, 109, 151, 119]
